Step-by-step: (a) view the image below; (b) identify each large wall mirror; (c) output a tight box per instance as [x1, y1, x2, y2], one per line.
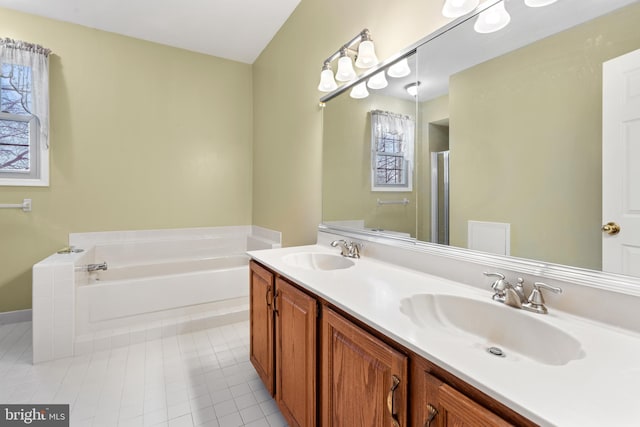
[322, 0, 640, 280]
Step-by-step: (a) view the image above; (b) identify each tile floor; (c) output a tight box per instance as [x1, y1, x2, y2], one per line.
[0, 319, 287, 427]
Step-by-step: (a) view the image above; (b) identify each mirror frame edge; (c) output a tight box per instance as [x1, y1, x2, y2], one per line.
[319, 224, 640, 296]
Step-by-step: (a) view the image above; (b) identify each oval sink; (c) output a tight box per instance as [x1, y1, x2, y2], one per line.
[401, 293, 584, 366]
[282, 252, 354, 271]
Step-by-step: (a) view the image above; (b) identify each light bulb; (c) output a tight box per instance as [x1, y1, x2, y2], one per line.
[524, 0, 558, 7]
[367, 71, 388, 90]
[317, 68, 338, 92]
[406, 82, 420, 97]
[474, 1, 511, 34]
[442, 0, 479, 18]
[387, 58, 411, 78]
[336, 55, 357, 82]
[350, 82, 369, 99]
[355, 40, 379, 69]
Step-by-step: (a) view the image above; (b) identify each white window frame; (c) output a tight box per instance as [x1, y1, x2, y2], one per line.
[0, 56, 49, 187]
[370, 111, 414, 192]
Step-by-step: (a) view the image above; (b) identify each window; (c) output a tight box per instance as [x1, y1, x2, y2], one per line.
[370, 110, 415, 192]
[0, 39, 50, 186]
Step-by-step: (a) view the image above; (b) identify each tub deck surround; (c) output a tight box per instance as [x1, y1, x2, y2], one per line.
[32, 226, 281, 364]
[69, 225, 282, 267]
[248, 241, 640, 426]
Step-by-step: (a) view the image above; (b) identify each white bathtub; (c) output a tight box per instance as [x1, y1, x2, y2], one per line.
[80, 255, 250, 323]
[32, 226, 281, 363]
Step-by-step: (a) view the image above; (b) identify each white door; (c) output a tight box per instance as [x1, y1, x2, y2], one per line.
[602, 48, 640, 276]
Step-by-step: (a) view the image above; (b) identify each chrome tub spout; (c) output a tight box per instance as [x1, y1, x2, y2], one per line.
[87, 262, 108, 272]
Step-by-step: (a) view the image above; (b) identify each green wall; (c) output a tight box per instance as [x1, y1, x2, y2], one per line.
[252, 0, 450, 247]
[0, 0, 456, 313]
[0, 8, 253, 312]
[323, 93, 417, 236]
[449, 3, 640, 270]
[417, 95, 449, 242]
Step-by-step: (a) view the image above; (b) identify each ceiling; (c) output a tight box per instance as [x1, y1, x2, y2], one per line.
[0, 0, 301, 64]
[376, 0, 638, 101]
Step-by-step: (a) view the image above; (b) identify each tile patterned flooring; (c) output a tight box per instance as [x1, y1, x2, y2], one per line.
[0, 320, 287, 427]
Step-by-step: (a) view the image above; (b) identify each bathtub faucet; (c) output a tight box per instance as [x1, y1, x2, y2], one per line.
[87, 262, 108, 272]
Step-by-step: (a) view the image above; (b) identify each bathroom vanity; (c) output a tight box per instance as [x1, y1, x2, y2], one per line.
[249, 259, 528, 426]
[248, 230, 640, 426]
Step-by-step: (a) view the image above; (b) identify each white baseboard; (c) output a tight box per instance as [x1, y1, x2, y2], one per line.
[0, 309, 32, 325]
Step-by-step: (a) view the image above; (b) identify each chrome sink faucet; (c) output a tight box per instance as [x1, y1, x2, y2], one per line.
[330, 239, 362, 259]
[483, 272, 524, 308]
[523, 282, 563, 314]
[483, 272, 561, 314]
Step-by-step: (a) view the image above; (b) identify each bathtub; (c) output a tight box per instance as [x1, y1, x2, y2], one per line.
[80, 255, 250, 324]
[32, 226, 281, 363]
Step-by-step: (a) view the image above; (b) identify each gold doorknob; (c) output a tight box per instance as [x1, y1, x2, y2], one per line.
[602, 222, 621, 235]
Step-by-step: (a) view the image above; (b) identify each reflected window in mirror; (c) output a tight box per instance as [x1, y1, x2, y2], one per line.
[371, 110, 415, 192]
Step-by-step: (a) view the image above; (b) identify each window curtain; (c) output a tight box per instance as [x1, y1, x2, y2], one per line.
[0, 38, 51, 148]
[370, 109, 415, 169]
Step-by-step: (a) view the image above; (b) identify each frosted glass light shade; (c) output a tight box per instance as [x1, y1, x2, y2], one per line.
[474, 1, 511, 34]
[387, 58, 411, 78]
[367, 71, 388, 90]
[336, 56, 357, 81]
[318, 68, 338, 92]
[350, 82, 369, 99]
[355, 40, 379, 68]
[442, 0, 479, 18]
[406, 82, 420, 97]
[524, 0, 558, 6]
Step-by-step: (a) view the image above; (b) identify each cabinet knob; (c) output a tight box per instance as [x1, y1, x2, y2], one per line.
[273, 290, 280, 316]
[387, 375, 401, 427]
[265, 286, 272, 308]
[425, 404, 438, 427]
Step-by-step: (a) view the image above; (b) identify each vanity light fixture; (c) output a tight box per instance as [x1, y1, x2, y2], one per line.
[355, 35, 379, 69]
[335, 49, 357, 82]
[442, 0, 480, 18]
[387, 58, 411, 78]
[350, 82, 370, 99]
[469, 0, 558, 34]
[317, 62, 338, 92]
[317, 29, 379, 93]
[474, 0, 511, 34]
[524, 0, 558, 6]
[367, 71, 388, 90]
[405, 81, 421, 97]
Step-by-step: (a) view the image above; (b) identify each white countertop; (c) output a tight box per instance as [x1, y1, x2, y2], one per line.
[248, 244, 640, 427]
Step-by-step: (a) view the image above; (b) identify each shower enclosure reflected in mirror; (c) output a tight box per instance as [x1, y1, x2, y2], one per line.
[321, 0, 640, 278]
[431, 150, 449, 246]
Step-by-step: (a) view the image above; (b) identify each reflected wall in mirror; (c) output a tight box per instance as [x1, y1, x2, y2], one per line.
[322, 56, 418, 238]
[322, 0, 640, 278]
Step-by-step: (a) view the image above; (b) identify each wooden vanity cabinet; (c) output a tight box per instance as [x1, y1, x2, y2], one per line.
[410, 357, 535, 427]
[321, 307, 408, 427]
[249, 261, 275, 395]
[274, 276, 317, 427]
[250, 260, 536, 427]
[249, 261, 317, 427]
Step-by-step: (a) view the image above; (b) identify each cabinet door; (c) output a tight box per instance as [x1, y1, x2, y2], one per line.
[249, 261, 275, 395]
[439, 383, 514, 427]
[411, 364, 442, 427]
[275, 277, 317, 427]
[417, 370, 514, 427]
[321, 307, 408, 427]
